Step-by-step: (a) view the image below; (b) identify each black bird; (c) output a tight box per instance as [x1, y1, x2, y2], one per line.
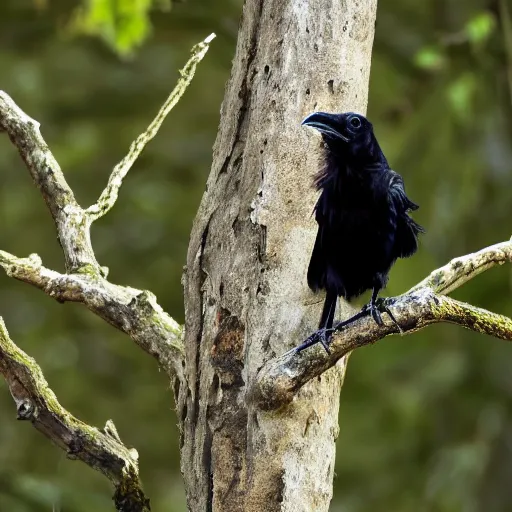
[299, 111, 423, 352]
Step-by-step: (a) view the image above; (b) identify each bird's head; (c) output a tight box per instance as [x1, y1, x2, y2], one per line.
[301, 111, 374, 156]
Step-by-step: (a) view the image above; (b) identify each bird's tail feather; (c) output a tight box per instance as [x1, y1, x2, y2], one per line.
[396, 215, 425, 258]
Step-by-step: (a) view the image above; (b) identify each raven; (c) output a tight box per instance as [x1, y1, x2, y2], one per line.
[299, 111, 423, 352]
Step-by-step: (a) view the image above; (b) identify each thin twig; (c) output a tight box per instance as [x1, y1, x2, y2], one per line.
[86, 33, 216, 221]
[410, 240, 512, 295]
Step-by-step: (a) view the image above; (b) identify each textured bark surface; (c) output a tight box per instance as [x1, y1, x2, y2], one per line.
[181, 1, 377, 510]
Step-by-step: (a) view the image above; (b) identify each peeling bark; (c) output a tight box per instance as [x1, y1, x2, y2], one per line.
[181, 1, 377, 510]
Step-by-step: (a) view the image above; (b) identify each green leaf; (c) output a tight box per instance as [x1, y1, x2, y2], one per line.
[70, 0, 170, 56]
[414, 46, 445, 70]
[465, 11, 495, 44]
[447, 73, 476, 119]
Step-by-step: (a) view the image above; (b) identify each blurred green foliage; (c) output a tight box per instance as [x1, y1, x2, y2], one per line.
[0, 0, 511, 511]
[71, 0, 172, 56]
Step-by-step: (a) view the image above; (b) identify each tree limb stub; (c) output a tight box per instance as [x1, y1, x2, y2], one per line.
[253, 240, 512, 411]
[0, 318, 150, 512]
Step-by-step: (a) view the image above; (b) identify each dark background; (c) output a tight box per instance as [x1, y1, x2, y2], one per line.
[0, 1, 511, 511]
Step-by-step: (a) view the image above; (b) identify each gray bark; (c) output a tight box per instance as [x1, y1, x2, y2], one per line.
[180, 1, 377, 510]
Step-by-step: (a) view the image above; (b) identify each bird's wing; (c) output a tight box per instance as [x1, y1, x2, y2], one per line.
[387, 170, 424, 258]
[307, 223, 326, 292]
[387, 170, 419, 212]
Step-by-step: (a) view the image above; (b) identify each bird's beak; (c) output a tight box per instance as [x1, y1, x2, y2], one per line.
[301, 112, 349, 141]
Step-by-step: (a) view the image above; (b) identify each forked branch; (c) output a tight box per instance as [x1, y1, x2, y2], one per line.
[0, 33, 215, 380]
[0, 92, 97, 273]
[0, 32, 216, 510]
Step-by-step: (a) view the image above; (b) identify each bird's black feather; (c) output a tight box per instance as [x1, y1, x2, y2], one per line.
[302, 111, 424, 335]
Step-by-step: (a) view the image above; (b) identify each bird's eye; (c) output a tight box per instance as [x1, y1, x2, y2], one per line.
[349, 116, 362, 129]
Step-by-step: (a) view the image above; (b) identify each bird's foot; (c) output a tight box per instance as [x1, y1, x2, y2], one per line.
[293, 299, 401, 356]
[317, 327, 335, 354]
[362, 301, 383, 326]
[295, 327, 335, 354]
[364, 298, 402, 332]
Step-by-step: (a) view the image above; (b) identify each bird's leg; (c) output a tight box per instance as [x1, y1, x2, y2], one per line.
[368, 286, 384, 326]
[296, 293, 382, 355]
[295, 303, 367, 355]
[328, 287, 384, 332]
[316, 328, 334, 354]
[296, 295, 337, 354]
[316, 294, 337, 352]
[294, 290, 403, 355]
[332, 308, 371, 331]
[294, 327, 336, 354]
[372, 297, 403, 333]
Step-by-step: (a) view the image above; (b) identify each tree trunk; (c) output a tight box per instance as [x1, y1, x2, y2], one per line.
[180, 0, 377, 510]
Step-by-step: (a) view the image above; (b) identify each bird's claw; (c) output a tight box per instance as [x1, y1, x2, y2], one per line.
[367, 298, 402, 332]
[293, 298, 401, 355]
[368, 303, 384, 326]
[295, 327, 335, 354]
[317, 327, 334, 354]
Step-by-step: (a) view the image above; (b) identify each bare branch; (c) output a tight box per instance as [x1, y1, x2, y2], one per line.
[0, 93, 73, 214]
[86, 32, 217, 221]
[0, 36, 216, 382]
[0, 318, 150, 512]
[0, 249, 184, 382]
[0, 92, 98, 273]
[0, 33, 215, 509]
[411, 240, 512, 295]
[253, 239, 512, 411]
